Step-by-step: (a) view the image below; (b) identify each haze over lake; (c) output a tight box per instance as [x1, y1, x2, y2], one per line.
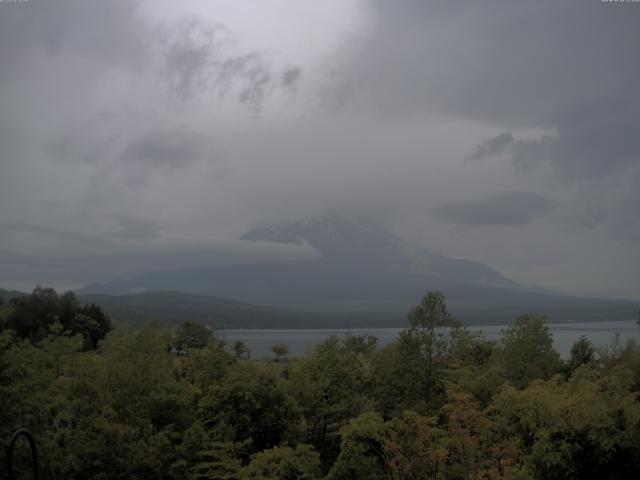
[220, 320, 640, 359]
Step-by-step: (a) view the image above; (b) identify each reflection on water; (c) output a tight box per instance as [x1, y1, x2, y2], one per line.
[219, 320, 640, 359]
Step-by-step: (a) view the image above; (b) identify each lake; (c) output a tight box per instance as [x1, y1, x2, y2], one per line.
[219, 320, 640, 359]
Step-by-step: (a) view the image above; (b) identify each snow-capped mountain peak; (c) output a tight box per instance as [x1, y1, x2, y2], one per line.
[239, 214, 518, 289]
[239, 213, 402, 259]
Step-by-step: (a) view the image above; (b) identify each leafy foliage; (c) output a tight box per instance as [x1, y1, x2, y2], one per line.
[175, 320, 214, 351]
[1, 286, 111, 349]
[2, 289, 640, 480]
[239, 444, 321, 480]
[500, 314, 562, 388]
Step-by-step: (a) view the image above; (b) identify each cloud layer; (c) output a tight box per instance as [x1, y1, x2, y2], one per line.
[0, 0, 638, 299]
[433, 192, 554, 226]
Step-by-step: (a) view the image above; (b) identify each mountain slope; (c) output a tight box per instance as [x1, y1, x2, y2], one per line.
[78, 215, 638, 325]
[240, 214, 518, 289]
[0, 287, 28, 302]
[77, 291, 407, 329]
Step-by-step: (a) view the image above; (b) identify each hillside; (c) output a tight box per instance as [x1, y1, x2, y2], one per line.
[0, 288, 26, 323]
[3, 285, 636, 329]
[0, 287, 27, 302]
[78, 215, 638, 325]
[77, 290, 408, 329]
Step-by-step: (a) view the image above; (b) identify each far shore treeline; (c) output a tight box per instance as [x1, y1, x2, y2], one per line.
[2, 287, 640, 479]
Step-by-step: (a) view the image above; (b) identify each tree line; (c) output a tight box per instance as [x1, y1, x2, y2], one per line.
[1, 288, 640, 479]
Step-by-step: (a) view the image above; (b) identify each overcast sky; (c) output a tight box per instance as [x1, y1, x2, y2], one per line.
[1, 0, 639, 299]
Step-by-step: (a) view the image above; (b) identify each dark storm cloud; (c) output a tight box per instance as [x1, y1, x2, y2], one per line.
[467, 133, 514, 161]
[471, 105, 640, 181]
[0, 1, 299, 109]
[570, 168, 640, 244]
[281, 68, 302, 89]
[347, 1, 640, 123]
[1, 0, 638, 298]
[509, 136, 555, 172]
[223, 53, 273, 110]
[116, 127, 212, 185]
[334, 0, 639, 264]
[508, 94, 640, 179]
[120, 129, 207, 170]
[159, 17, 301, 110]
[432, 192, 554, 226]
[335, 0, 640, 179]
[161, 17, 228, 99]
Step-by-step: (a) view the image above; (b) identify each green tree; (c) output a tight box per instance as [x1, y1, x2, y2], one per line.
[191, 438, 249, 480]
[342, 333, 378, 356]
[175, 320, 214, 352]
[567, 335, 596, 373]
[40, 321, 83, 376]
[76, 301, 112, 348]
[198, 362, 299, 452]
[57, 290, 79, 327]
[47, 325, 192, 479]
[288, 336, 372, 451]
[4, 287, 110, 349]
[0, 330, 54, 448]
[327, 412, 391, 480]
[71, 313, 103, 350]
[234, 340, 251, 359]
[6, 285, 59, 342]
[500, 314, 562, 388]
[407, 291, 458, 331]
[239, 444, 321, 480]
[179, 342, 236, 394]
[492, 369, 640, 480]
[449, 327, 495, 367]
[374, 292, 459, 415]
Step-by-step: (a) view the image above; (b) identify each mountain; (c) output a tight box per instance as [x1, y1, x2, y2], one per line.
[240, 214, 518, 289]
[2, 287, 399, 329]
[78, 214, 637, 325]
[76, 290, 407, 329]
[0, 288, 26, 324]
[0, 287, 28, 302]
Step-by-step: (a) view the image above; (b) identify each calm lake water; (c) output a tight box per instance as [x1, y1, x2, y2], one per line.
[219, 320, 640, 359]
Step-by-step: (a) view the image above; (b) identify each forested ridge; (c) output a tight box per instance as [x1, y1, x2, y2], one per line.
[2, 288, 640, 479]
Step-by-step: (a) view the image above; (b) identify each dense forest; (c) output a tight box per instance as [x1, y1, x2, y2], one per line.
[2, 288, 640, 479]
